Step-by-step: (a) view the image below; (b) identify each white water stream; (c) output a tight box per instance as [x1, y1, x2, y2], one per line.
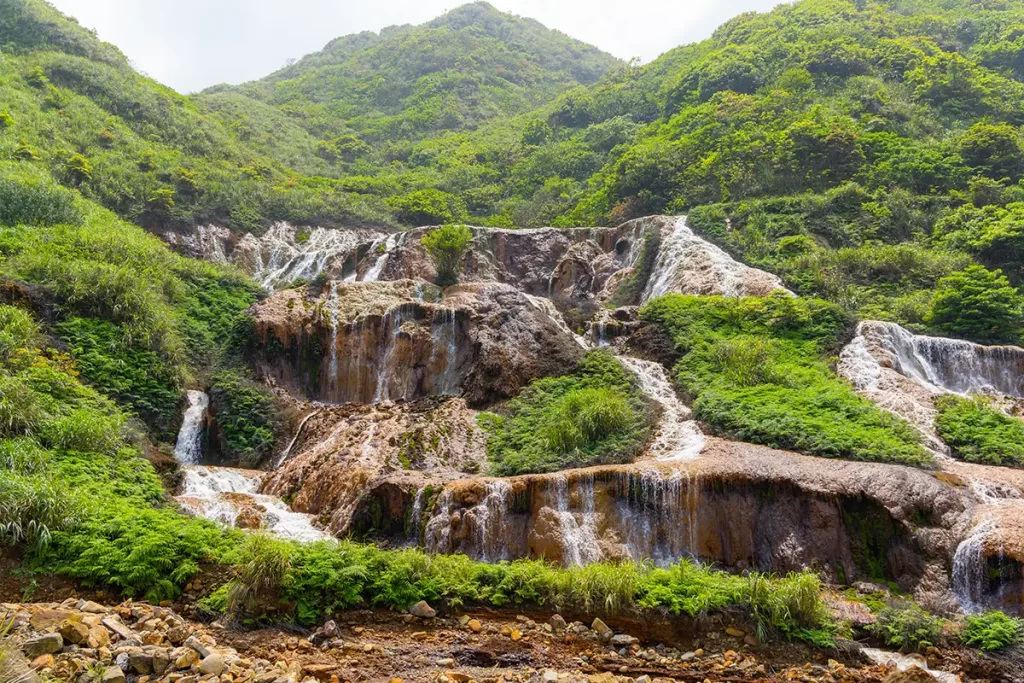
[171, 392, 326, 541]
[618, 357, 706, 461]
[861, 648, 960, 683]
[173, 391, 209, 465]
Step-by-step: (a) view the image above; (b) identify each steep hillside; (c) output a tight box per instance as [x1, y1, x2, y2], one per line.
[200, 2, 621, 149]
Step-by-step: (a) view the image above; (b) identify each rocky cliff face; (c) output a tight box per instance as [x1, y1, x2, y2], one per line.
[260, 398, 487, 537]
[167, 218, 1024, 617]
[164, 216, 789, 303]
[248, 279, 585, 406]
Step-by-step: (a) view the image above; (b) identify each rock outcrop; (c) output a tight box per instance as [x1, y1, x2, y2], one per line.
[260, 398, 488, 537]
[248, 279, 585, 406]
[164, 216, 790, 304]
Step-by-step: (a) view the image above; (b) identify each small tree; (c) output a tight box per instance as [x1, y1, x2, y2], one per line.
[422, 224, 473, 287]
[926, 265, 1024, 344]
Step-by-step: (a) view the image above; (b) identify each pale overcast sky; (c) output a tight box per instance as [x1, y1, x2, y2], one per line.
[46, 0, 785, 94]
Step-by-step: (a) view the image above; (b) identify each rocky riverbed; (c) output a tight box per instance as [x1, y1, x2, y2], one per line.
[3, 595, 1007, 683]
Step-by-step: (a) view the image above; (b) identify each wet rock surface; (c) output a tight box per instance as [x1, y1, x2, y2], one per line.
[249, 280, 584, 407]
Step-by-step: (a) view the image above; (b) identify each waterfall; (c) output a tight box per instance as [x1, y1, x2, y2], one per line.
[424, 489, 454, 554]
[843, 321, 1024, 398]
[952, 517, 996, 613]
[326, 282, 343, 398]
[407, 488, 427, 545]
[373, 306, 412, 403]
[254, 224, 368, 290]
[618, 357, 706, 461]
[637, 216, 790, 303]
[176, 467, 327, 542]
[173, 391, 209, 465]
[362, 233, 405, 282]
[475, 480, 514, 563]
[432, 308, 460, 396]
[619, 469, 700, 565]
[551, 475, 601, 567]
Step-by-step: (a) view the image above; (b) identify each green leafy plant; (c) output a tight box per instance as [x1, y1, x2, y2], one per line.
[962, 611, 1023, 651]
[869, 603, 944, 652]
[926, 266, 1024, 344]
[482, 351, 651, 475]
[421, 224, 473, 287]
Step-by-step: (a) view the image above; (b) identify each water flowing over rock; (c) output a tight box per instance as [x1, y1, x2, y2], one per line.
[618, 357, 706, 462]
[163, 223, 388, 290]
[839, 321, 1024, 453]
[166, 217, 788, 303]
[860, 649, 960, 683]
[173, 391, 209, 466]
[174, 467, 326, 542]
[623, 216, 791, 302]
[249, 280, 585, 406]
[409, 439, 968, 603]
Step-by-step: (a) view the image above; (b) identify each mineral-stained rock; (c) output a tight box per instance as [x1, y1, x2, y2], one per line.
[101, 666, 126, 683]
[249, 280, 584, 407]
[199, 654, 226, 676]
[58, 619, 90, 646]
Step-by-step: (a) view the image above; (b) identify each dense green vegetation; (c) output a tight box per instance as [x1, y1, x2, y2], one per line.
[0, 304, 235, 600]
[935, 395, 1024, 467]
[0, 162, 259, 436]
[206, 532, 832, 643]
[642, 294, 931, 465]
[481, 351, 652, 475]
[962, 611, 1023, 651]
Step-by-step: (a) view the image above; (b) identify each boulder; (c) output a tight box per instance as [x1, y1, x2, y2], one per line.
[199, 654, 226, 676]
[58, 619, 91, 646]
[101, 666, 126, 683]
[408, 600, 436, 618]
[591, 618, 613, 642]
[21, 633, 62, 658]
[610, 634, 639, 647]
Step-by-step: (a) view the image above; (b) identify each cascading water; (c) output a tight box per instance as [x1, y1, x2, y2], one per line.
[373, 307, 408, 403]
[273, 409, 321, 469]
[551, 475, 601, 567]
[618, 469, 700, 565]
[617, 357, 706, 461]
[952, 517, 997, 614]
[327, 281, 342, 396]
[407, 488, 427, 546]
[843, 321, 1024, 398]
[475, 480, 514, 563]
[860, 649, 960, 683]
[637, 216, 790, 303]
[524, 294, 590, 349]
[254, 224, 369, 290]
[176, 467, 327, 542]
[173, 391, 209, 465]
[362, 233, 405, 282]
[431, 308, 460, 396]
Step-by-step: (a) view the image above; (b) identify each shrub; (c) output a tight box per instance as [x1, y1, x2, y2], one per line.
[389, 189, 467, 226]
[643, 295, 930, 465]
[962, 611, 1022, 651]
[869, 603, 944, 652]
[226, 532, 293, 616]
[421, 224, 473, 287]
[0, 307, 38, 362]
[926, 266, 1024, 344]
[0, 172, 82, 227]
[935, 395, 1024, 467]
[482, 351, 651, 475]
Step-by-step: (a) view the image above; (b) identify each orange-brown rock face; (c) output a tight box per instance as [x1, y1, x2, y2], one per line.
[248, 280, 585, 407]
[260, 398, 488, 537]
[400, 439, 971, 608]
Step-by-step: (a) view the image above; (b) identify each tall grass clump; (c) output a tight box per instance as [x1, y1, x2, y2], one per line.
[226, 532, 293, 615]
[482, 351, 652, 475]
